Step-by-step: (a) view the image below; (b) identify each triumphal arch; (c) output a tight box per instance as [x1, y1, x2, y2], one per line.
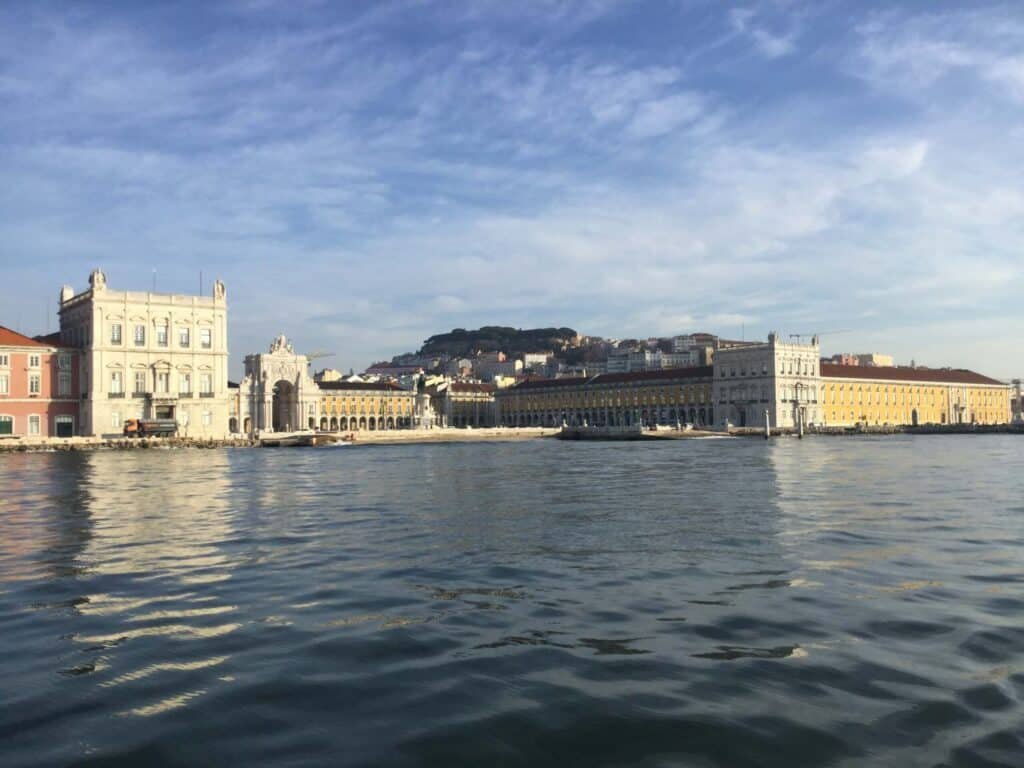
[238, 335, 320, 434]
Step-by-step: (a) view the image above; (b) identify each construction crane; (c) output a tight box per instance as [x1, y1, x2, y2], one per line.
[306, 351, 335, 362]
[789, 329, 853, 343]
[304, 351, 336, 372]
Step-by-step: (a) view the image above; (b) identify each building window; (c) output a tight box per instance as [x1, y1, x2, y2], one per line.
[179, 372, 192, 394]
[55, 415, 73, 437]
[58, 352, 70, 370]
[134, 371, 147, 394]
[58, 372, 71, 397]
[111, 323, 122, 344]
[199, 373, 213, 394]
[29, 354, 40, 368]
[0, 353, 8, 367]
[0, 415, 11, 435]
[157, 323, 168, 347]
[0, 374, 8, 395]
[202, 410, 212, 426]
[111, 411, 121, 428]
[29, 374, 41, 394]
[179, 409, 190, 427]
[156, 371, 170, 393]
[110, 371, 123, 394]
[134, 324, 145, 346]
[200, 328, 212, 349]
[179, 328, 190, 348]
[29, 415, 41, 436]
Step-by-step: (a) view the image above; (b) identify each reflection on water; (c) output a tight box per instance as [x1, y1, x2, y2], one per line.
[1, 437, 1023, 767]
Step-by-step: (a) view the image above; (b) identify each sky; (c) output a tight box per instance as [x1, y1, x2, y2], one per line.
[1, 0, 1022, 379]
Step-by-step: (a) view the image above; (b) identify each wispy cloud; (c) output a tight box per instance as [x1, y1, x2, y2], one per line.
[729, 7, 799, 59]
[0, 1, 1021, 378]
[852, 6, 1024, 103]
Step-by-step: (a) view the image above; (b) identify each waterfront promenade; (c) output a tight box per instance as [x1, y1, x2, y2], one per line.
[2, 422, 1020, 453]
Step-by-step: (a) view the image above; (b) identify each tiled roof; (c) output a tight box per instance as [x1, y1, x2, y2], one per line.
[590, 366, 713, 385]
[317, 380, 407, 392]
[821, 363, 1005, 386]
[509, 366, 712, 392]
[0, 325, 50, 348]
[33, 332, 64, 346]
[450, 382, 495, 393]
[365, 364, 422, 372]
[511, 376, 589, 391]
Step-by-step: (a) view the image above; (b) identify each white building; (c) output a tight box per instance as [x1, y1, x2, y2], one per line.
[855, 353, 895, 367]
[606, 349, 632, 373]
[671, 335, 697, 353]
[474, 357, 523, 381]
[713, 333, 820, 430]
[58, 269, 231, 437]
[522, 352, 552, 370]
[237, 335, 320, 434]
[658, 350, 701, 368]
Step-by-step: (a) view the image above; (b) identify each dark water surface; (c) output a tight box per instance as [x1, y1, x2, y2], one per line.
[2, 436, 1023, 767]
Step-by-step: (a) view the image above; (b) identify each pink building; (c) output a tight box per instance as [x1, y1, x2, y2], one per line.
[0, 326, 80, 438]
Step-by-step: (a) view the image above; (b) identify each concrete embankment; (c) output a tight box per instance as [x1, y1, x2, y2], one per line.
[340, 427, 559, 445]
[727, 423, 1024, 438]
[558, 427, 725, 440]
[0, 428, 556, 453]
[3, 423, 1019, 453]
[0, 436, 256, 453]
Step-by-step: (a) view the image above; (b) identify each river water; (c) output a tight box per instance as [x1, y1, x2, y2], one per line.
[1, 436, 1022, 767]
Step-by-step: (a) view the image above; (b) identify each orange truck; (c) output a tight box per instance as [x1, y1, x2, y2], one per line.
[123, 419, 179, 438]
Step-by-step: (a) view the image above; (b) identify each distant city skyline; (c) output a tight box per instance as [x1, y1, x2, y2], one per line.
[2, 1, 1022, 379]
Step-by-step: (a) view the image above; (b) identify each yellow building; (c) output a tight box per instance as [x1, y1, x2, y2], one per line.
[497, 367, 714, 427]
[317, 381, 414, 431]
[820, 364, 1009, 427]
[429, 381, 497, 427]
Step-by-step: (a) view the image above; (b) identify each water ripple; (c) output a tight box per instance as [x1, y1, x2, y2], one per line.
[1, 436, 1023, 766]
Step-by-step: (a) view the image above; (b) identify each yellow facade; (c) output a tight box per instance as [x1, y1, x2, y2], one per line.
[317, 385, 414, 431]
[821, 377, 1008, 427]
[498, 370, 714, 427]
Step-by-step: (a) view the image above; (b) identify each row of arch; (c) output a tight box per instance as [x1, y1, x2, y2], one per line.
[318, 416, 410, 431]
[501, 406, 712, 428]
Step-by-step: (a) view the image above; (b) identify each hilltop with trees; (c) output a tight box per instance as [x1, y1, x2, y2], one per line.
[418, 326, 579, 357]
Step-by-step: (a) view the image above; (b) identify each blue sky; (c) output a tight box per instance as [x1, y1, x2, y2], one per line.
[2, 0, 1022, 378]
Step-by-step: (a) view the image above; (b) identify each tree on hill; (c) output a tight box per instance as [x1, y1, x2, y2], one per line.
[419, 326, 578, 357]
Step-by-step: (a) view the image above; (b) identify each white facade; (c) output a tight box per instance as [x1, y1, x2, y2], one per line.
[856, 353, 894, 367]
[671, 335, 697, 353]
[58, 270, 230, 437]
[606, 348, 699, 373]
[474, 358, 522, 381]
[238, 335, 320, 434]
[713, 333, 820, 430]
